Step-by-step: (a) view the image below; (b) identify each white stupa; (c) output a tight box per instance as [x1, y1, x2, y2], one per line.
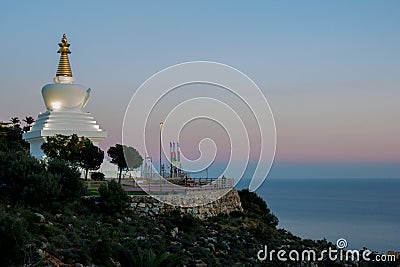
[23, 34, 107, 159]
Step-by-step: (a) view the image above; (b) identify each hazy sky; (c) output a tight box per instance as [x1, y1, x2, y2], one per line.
[1, 1, 399, 177]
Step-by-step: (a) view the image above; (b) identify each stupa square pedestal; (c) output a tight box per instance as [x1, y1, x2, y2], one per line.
[23, 110, 107, 158]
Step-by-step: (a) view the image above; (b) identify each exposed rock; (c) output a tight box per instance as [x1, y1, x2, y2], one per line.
[35, 213, 45, 223]
[207, 237, 217, 244]
[196, 259, 208, 267]
[222, 240, 230, 250]
[171, 227, 179, 238]
[40, 242, 48, 249]
[37, 249, 45, 258]
[110, 258, 121, 267]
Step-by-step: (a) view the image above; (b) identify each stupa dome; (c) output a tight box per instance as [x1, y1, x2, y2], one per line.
[42, 83, 90, 111]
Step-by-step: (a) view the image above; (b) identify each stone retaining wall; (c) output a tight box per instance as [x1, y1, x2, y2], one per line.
[129, 189, 242, 219]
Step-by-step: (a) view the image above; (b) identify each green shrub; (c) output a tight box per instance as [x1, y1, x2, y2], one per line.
[132, 247, 184, 267]
[238, 189, 279, 227]
[91, 172, 105, 181]
[90, 236, 112, 266]
[0, 214, 28, 266]
[47, 159, 86, 201]
[170, 213, 199, 233]
[0, 152, 86, 208]
[0, 126, 29, 152]
[98, 180, 129, 214]
[0, 151, 44, 199]
[22, 173, 62, 206]
[111, 243, 133, 266]
[229, 210, 245, 218]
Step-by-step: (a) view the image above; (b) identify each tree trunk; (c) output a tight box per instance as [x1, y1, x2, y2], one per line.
[118, 168, 122, 184]
[85, 168, 89, 181]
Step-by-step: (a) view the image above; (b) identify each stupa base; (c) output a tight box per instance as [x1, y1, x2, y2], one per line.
[23, 110, 107, 159]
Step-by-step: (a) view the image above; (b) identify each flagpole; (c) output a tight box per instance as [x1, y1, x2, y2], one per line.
[159, 122, 163, 177]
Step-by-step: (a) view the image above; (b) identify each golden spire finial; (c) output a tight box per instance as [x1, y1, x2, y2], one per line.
[56, 34, 73, 77]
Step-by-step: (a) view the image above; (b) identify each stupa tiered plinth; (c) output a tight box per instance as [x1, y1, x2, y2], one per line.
[23, 34, 107, 158]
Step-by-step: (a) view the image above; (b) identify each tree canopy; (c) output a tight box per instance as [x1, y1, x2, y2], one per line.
[41, 134, 82, 163]
[107, 144, 143, 183]
[0, 117, 30, 153]
[41, 134, 104, 179]
[22, 116, 35, 132]
[79, 139, 104, 180]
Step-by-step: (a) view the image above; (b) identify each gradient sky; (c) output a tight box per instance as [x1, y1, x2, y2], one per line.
[1, 1, 399, 178]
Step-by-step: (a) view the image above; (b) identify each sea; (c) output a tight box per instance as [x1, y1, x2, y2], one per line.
[235, 178, 400, 253]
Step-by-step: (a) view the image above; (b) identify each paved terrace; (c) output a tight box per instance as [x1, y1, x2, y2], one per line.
[87, 177, 234, 195]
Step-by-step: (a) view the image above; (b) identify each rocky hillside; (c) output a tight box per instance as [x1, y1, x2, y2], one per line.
[3, 185, 393, 267]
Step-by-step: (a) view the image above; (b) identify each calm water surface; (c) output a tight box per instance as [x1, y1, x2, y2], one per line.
[237, 178, 400, 253]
